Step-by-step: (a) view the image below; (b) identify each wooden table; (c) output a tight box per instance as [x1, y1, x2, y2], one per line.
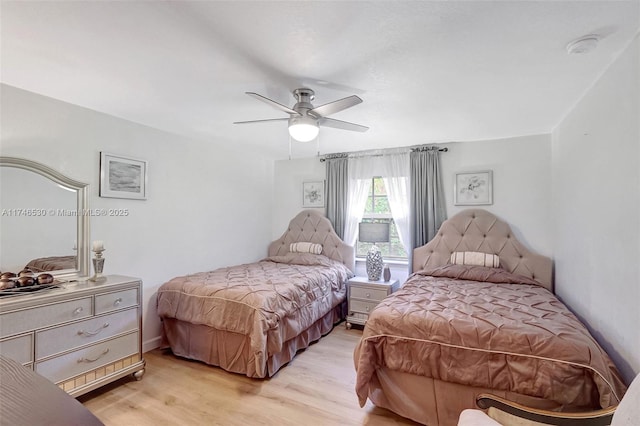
[0, 355, 103, 426]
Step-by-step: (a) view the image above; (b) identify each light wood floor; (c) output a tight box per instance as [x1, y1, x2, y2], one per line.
[78, 324, 418, 425]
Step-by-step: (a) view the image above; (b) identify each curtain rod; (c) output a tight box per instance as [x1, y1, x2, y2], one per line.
[319, 146, 448, 162]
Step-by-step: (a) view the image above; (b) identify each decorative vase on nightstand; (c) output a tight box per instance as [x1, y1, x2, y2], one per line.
[359, 222, 390, 282]
[366, 245, 383, 281]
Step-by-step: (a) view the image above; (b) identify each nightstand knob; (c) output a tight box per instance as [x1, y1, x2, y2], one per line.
[366, 306, 370, 312]
[366, 293, 371, 298]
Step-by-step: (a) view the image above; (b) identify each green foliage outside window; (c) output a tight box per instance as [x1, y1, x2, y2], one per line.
[357, 177, 408, 259]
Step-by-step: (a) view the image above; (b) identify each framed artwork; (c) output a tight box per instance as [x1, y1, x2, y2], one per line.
[454, 170, 493, 205]
[302, 181, 325, 208]
[99, 152, 147, 200]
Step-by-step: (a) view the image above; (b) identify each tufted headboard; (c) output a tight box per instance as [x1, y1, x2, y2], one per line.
[412, 209, 553, 292]
[268, 210, 355, 273]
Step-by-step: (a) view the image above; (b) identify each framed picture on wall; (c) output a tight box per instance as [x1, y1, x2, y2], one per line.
[99, 152, 147, 200]
[302, 181, 325, 208]
[454, 170, 493, 205]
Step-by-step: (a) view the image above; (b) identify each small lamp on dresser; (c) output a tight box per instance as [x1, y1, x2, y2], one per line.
[359, 222, 390, 281]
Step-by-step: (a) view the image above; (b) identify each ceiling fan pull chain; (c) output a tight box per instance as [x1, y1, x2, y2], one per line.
[316, 133, 320, 157]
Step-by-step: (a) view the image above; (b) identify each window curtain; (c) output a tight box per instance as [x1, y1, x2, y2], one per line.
[381, 152, 411, 257]
[410, 148, 446, 268]
[324, 156, 348, 239]
[344, 156, 376, 246]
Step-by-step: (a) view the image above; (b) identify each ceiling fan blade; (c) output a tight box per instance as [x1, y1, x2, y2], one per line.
[233, 118, 289, 125]
[246, 92, 300, 116]
[309, 95, 363, 118]
[320, 117, 369, 132]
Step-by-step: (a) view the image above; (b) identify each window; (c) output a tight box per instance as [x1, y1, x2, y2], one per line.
[356, 177, 408, 259]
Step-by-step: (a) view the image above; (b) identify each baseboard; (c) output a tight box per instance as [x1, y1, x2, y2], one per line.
[143, 335, 162, 353]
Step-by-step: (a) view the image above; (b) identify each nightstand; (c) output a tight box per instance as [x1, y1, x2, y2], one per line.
[346, 276, 400, 329]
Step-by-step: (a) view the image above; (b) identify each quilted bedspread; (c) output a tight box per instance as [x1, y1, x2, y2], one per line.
[355, 265, 627, 409]
[157, 253, 351, 367]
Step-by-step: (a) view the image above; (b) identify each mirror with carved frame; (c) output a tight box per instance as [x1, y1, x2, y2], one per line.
[0, 157, 89, 279]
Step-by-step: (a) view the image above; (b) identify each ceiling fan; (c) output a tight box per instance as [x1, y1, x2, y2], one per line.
[234, 88, 368, 142]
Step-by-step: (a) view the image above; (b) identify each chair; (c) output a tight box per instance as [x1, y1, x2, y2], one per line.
[457, 374, 639, 426]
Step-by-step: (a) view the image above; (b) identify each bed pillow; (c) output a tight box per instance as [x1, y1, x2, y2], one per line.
[450, 251, 500, 268]
[289, 242, 323, 255]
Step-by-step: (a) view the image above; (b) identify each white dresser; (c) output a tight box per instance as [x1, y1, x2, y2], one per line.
[0, 275, 145, 396]
[346, 276, 400, 329]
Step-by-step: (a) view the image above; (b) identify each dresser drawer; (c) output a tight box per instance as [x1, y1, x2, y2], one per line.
[95, 288, 138, 314]
[350, 299, 380, 315]
[36, 331, 139, 384]
[0, 333, 33, 365]
[0, 297, 92, 337]
[36, 308, 138, 360]
[350, 286, 388, 302]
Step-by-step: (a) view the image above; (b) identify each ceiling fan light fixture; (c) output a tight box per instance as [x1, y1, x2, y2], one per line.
[288, 117, 319, 142]
[235, 88, 367, 142]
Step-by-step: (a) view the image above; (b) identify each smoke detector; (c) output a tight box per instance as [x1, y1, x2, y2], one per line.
[566, 35, 600, 55]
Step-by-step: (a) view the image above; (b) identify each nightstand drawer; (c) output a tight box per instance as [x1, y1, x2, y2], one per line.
[350, 299, 380, 314]
[351, 286, 388, 301]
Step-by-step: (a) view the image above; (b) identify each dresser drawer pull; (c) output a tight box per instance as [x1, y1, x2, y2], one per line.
[113, 298, 122, 307]
[78, 348, 109, 363]
[72, 306, 84, 316]
[365, 306, 370, 312]
[366, 293, 371, 298]
[77, 322, 110, 337]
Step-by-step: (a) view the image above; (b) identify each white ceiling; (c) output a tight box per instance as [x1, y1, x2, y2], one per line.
[2, 1, 639, 160]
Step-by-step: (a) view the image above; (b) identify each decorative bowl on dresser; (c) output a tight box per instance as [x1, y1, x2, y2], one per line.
[346, 276, 400, 329]
[0, 275, 145, 396]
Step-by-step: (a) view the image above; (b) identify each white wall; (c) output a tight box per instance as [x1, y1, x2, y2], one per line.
[273, 134, 553, 283]
[272, 157, 326, 240]
[441, 135, 552, 257]
[0, 84, 275, 351]
[552, 35, 639, 383]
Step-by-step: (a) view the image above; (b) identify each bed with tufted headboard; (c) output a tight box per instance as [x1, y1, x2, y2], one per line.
[354, 209, 626, 426]
[412, 209, 552, 291]
[268, 209, 355, 272]
[157, 210, 353, 378]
